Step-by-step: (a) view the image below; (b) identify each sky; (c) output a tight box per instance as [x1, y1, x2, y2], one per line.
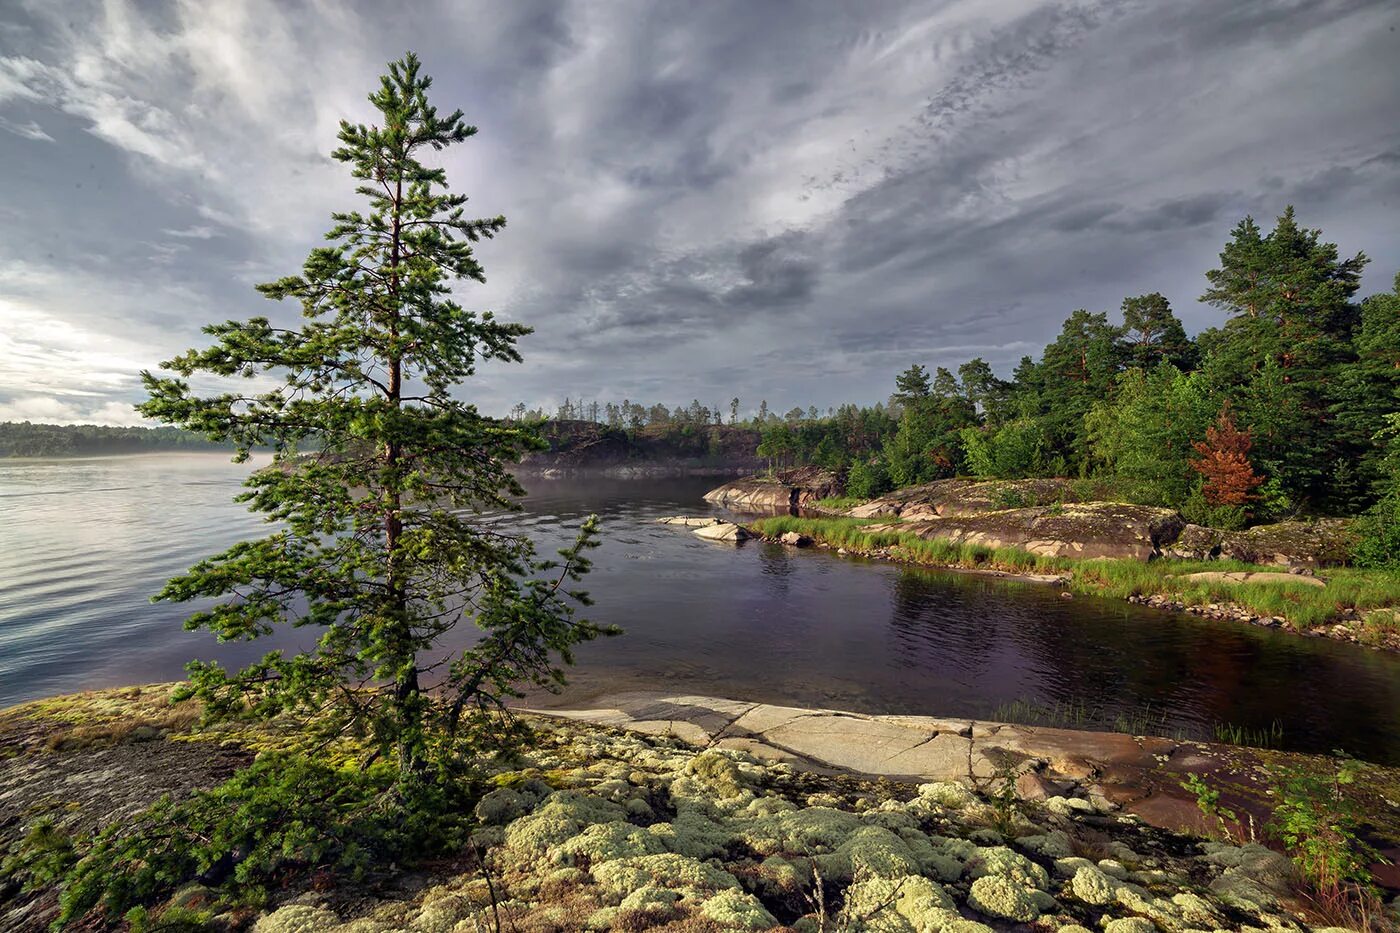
[1, 0, 1398, 426]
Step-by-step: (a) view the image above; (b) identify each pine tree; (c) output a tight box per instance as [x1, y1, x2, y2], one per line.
[1333, 272, 1400, 504]
[1190, 406, 1264, 507]
[931, 366, 960, 400]
[139, 53, 611, 785]
[1199, 207, 1367, 506]
[957, 358, 1010, 424]
[1030, 309, 1123, 473]
[893, 363, 931, 405]
[1119, 292, 1196, 371]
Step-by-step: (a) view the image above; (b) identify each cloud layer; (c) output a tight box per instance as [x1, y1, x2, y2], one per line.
[1, 0, 1397, 423]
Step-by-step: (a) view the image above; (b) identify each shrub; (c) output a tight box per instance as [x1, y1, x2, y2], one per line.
[1, 818, 77, 890]
[1181, 482, 1247, 530]
[846, 459, 893, 499]
[1352, 488, 1400, 569]
[1266, 751, 1381, 895]
[53, 752, 476, 927]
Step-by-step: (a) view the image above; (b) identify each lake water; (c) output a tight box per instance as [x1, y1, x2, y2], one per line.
[3, 454, 1400, 763]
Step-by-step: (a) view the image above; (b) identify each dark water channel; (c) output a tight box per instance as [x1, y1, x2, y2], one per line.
[3, 456, 1399, 763]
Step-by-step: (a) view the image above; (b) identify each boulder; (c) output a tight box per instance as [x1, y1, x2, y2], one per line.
[1216, 518, 1355, 568]
[899, 502, 1186, 561]
[703, 466, 842, 512]
[779, 531, 813, 547]
[656, 516, 721, 526]
[693, 521, 751, 543]
[1174, 571, 1325, 589]
[1160, 523, 1223, 560]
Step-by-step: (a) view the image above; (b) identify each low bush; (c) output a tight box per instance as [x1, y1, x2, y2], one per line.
[1267, 752, 1382, 894]
[44, 752, 477, 928]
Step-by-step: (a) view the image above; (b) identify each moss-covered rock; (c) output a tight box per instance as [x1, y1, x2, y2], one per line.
[618, 883, 683, 915]
[1070, 864, 1119, 906]
[755, 854, 807, 896]
[699, 889, 779, 930]
[551, 819, 667, 865]
[1102, 918, 1158, 933]
[1016, 828, 1074, 859]
[819, 825, 923, 882]
[913, 781, 976, 810]
[739, 805, 863, 856]
[473, 786, 527, 825]
[963, 845, 1050, 891]
[842, 874, 961, 932]
[591, 852, 740, 900]
[251, 905, 342, 933]
[967, 873, 1041, 922]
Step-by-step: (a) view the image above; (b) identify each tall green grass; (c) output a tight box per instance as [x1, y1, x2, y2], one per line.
[988, 696, 1288, 749]
[987, 697, 1185, 739]
[805, 496, 866, 512]
[750, 515, 1400, 633]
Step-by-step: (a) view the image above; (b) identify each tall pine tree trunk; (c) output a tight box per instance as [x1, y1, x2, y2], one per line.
[385, 169, 420, 782]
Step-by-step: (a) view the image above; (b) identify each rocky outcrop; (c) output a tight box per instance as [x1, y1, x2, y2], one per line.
[1216, 519, 1355, 568]
[849, 478, 1085, 520]
[703, 466, 843, 512]
[890, 502, 1186, 561]
[1160, 523, 1223, 560]
[844, 480, 1356, 568]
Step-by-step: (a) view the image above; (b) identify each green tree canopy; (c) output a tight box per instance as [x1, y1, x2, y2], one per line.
[1199, 207, 1368, 507]
[1119, 292, 1196, 371]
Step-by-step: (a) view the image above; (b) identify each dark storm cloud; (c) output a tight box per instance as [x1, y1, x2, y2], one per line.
[0, 0, 1397, 422]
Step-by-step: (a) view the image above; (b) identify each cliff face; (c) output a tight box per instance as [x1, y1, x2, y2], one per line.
[515, 421, 763, 476]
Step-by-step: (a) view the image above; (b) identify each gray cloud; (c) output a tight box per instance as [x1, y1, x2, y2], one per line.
[0, 0, 1397, 423]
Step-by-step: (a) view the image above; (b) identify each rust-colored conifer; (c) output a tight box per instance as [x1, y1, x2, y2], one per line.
[1190, 406, 1264, 506]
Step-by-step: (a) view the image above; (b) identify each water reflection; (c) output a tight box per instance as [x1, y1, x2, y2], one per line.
[3, 461, 1400, 763]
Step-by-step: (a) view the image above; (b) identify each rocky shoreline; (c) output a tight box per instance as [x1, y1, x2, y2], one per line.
[741, 528, 1400, 655]
[689, 472, 1399, 654]
[4, 685, 1398, 932]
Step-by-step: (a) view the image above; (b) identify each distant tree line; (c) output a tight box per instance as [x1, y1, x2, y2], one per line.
[0, 421, 232, 457]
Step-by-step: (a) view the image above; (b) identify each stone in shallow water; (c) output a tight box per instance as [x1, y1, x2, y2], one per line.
[692, 521, 751, 542]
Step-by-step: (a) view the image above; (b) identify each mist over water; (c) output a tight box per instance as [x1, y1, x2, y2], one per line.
[4, 454, 1400, 763]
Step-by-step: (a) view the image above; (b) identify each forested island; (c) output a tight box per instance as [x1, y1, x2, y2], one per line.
[0, 422, 230, 458]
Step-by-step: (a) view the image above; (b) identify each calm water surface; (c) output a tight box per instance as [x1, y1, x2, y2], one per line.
[3, 454, 1400, 763]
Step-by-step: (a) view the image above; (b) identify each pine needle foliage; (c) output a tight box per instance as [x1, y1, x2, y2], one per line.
[138, 53, 613, 784]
